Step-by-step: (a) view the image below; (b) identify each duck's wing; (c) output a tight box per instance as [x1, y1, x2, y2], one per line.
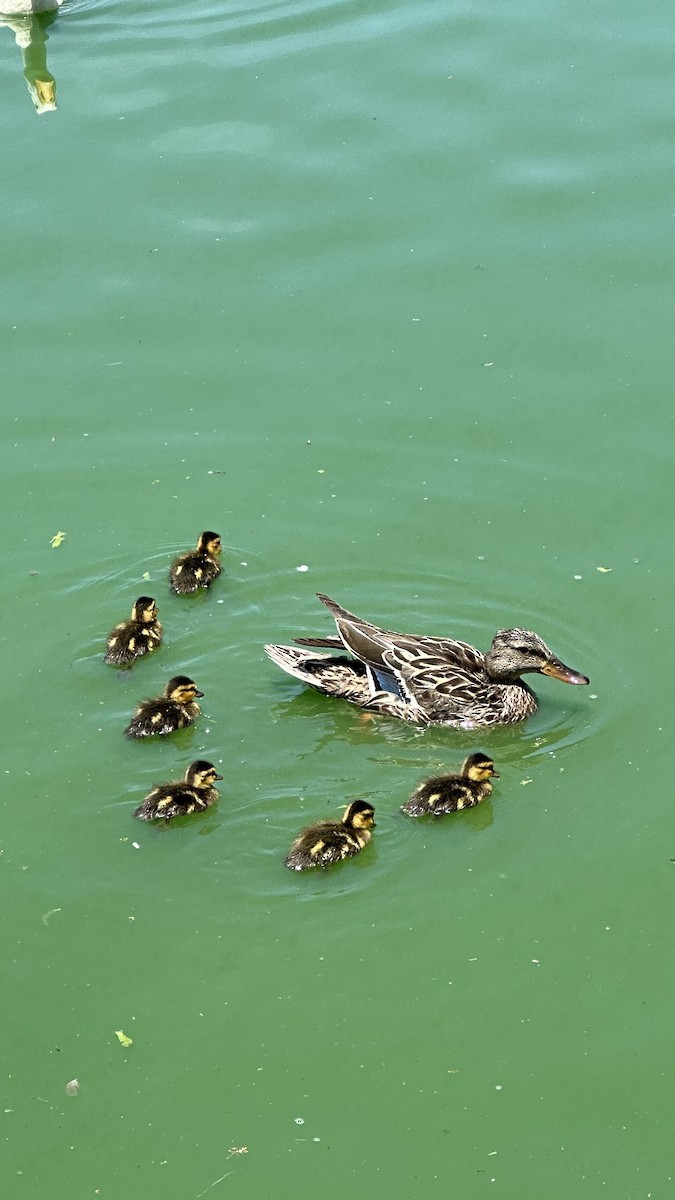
[311, 594, 394, 683]
[317, 594, 484, 665]
[383, 647, 511, 726]
[316, 594, 488, 702]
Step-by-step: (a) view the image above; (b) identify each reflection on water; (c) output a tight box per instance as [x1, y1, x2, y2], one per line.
[0, 2, 62, 113]
[269, 677, 600, 762]
[270, 689, 428, 750]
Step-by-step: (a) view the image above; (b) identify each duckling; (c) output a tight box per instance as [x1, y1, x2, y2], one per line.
[133, 760, 223, 821]
[401, 752, 499, 816]
[103, 596, 162, 667]
[284, 799, 376, 871]
[169, 531, 222, 594]
[124, 675, 204, 738]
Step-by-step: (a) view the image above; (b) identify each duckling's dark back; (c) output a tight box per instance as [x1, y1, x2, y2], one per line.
[402, 757, 497, 817]
[134, 761, 222, 821]
[169, 532, 222, 594]
[285, 801, 376, 871]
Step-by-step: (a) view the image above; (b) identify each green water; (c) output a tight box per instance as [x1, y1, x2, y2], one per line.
[1, 1, 673, 1197]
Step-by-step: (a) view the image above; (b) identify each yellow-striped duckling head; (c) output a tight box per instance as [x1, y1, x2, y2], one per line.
[184, 760, 224, 789]
[342, 799, 377, 831]
[461, 752, 500, 783]
[165, 675, 204, 704]
[131, 596, 159, 624]
[197, 531, 222, 558]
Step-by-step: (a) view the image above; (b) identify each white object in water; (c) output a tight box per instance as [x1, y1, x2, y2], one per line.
[0, 2, 63, 14]
[0, 1, 64, 113]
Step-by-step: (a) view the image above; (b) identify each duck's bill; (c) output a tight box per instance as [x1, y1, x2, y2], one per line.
[541, 658, 589, 686]
[490, 769, 501, 778]
[194, 689, 205, 698]
[33, 80, 57, 113]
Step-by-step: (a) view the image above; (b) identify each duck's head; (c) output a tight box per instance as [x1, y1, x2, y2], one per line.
[165, 675, 204, 703]
[184, 760, 223, 788]
[197, 531, 222, 557]
[342, 799, 376, 830]
[485, 629, 589, 686]
[131, 596, 158, 624]
[461, 752, 499, 783]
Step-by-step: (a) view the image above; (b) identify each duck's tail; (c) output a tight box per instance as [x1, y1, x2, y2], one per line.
[264, 643, 370, 703]
[264, 643, 424, 721]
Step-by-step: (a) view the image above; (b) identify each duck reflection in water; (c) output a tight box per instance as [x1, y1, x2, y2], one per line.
[0, 1, 65, 114]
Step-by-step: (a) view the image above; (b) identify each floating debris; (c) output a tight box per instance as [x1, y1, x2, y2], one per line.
[114, 1030, 133, 1048]
[50, 532, 66, 549]
[65, 1079, 80, 1097]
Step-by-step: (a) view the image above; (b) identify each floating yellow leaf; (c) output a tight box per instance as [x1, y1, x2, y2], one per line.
[142, 571, 151, 580]
[50, 532, 66, 548]
[596, 566, 612, 573]
[114, 1030, 133, 1048]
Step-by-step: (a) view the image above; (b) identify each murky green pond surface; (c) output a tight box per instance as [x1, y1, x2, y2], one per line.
[1, 1, 673, 1197]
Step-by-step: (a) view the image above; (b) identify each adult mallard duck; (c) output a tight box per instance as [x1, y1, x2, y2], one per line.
[169, 532, 222, 595]
[133, 760, 223, 822]
[284, 799, 376, 871]
[401, 752, 499, 816]
[264, 593, 589, 728]
[103, 596, 162, 667]
[124, 675, 204, 738]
